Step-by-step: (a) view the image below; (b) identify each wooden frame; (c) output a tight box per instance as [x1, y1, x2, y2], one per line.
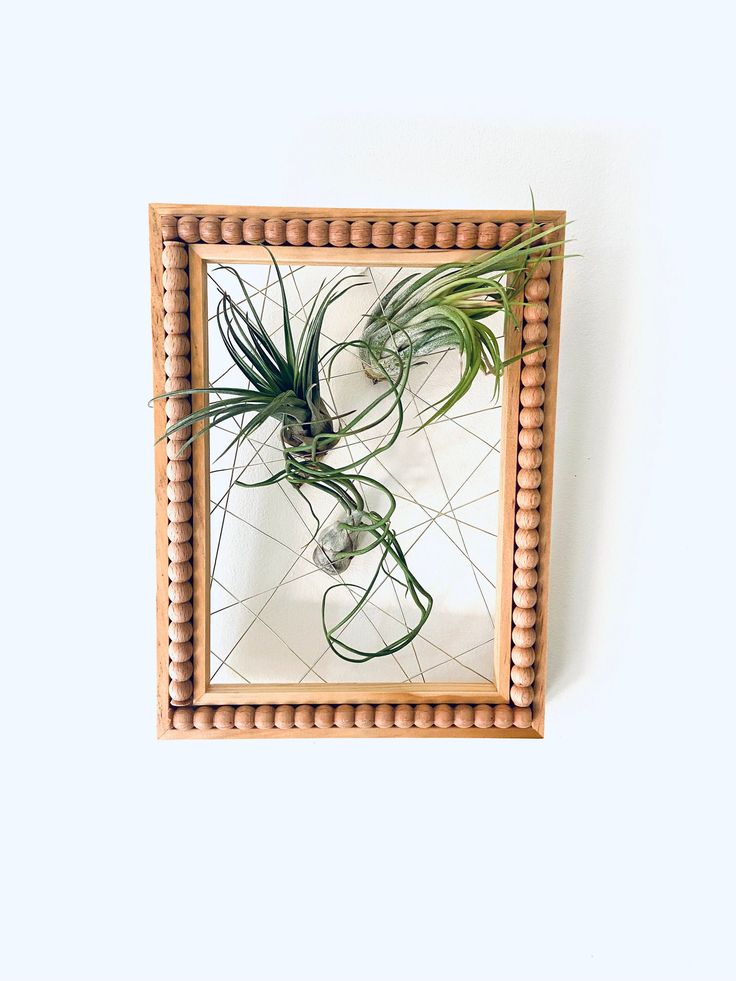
[150, 205, 565, 739]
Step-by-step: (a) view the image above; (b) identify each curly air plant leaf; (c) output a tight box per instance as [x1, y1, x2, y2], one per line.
[359, 222, 567, 426]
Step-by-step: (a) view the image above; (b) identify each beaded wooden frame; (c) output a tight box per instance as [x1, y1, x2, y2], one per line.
[150, 205, 565, 739]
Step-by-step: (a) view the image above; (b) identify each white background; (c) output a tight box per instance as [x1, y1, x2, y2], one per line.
[2, 3, 733, 980]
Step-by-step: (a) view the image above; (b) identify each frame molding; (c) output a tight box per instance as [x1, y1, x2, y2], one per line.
[150, 204, 565, 739]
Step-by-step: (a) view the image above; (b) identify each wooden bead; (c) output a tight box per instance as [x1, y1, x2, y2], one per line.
[334, 704, 355, 728]
[517, 468, 541, 490]
[244, 217, 264, 243]
[516, 488, 541, 509]
[515, 548, 539, 571]
[516, 527, 539, 549]
[374, 704, 394, 728]
[168, 580, 193, 604]
[165, 378, 190, 398]
[514, 567, 538, 589]
[163, 291, 189, 315]
[169, 679, 192, 704]
[264, 218, 286, 245]
[163, 268, 188, 291]
[168, 620, 193, 643]
[513, 706, 533, 728]
[519, 429, 543, 450]
[511, 685, 534, 707]
[523, 323, 548, 344]
[254, 705, 275, 729]
[520, 407, 544, 429]
[167, 503, 192, 526]
[166, 439, 191, 461]
[164, 312, 189, 335]
[169, 659, 193, 682]
[350, 220, 371, 247]
[168, 541, 192, 563]
[274, 705, 295, 729]
[414, 704, 434, 728]
[164, 334, 190, 358]
[414, 221, 435, 249]
[161, 215, 179, 241]
[525, 278, 549, 301]
[512, 645, 536, 667]
[221, 217, 244, 244]
[456, 222, 478, 249]
[435, 222, 456, 249]
[394, 704, 414, 728]
[169, 641, 193, 663]
[518, 448, 543, 470]
[168, 601, 193, 623]
[167, 522, 192, 544]
[514, 587, 537, 609]
[473, 704, 495, 728]
[494, 703, 513, 728]
[392, 221, 414, 248]
[354, 704, 375, 728]
[172, 707, 193, 730]
[162, 242, 187, 269]
[177, 215, 200, 243]
[294, 704, 315, 729]
[328, 220, 350, 247]
[193, 706, 214, 729]
[307, 220, 329, 246]
[516, 508, 540, 530]
[234, 705, 255, 729]
[477, 222, 500, 249]
[167, 480, 192, 503]
[511, 665, 535, 687]
[530, 259, 551, 278]
[522, 345, 547, 366]
[166, 460, 192, 482]
[371, 221, 392, 248]
[169, 562, 192, 582]
[498, 222, 519, 247]
[286, 219, 307, 245]
[520, 388, 545, 412]
[524, 301, 549, 323]
[433, 704, 454, 728]
[512, 625, 537, 648]
[199, 216, 222, 244]
[521, 366, 546, 389]
[165, 397, 191, 423]
[213, 705, 235, 729]
[314, 704, 334, 728]
[165, 350, 191, 376]
[454, 704, 474, 728]
[512, 606, 536, 629]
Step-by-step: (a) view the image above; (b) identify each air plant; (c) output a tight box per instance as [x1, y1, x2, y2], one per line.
[360, 222, 564, 425]
[158, 256, 432, 662]
[163, 258, 361, 459]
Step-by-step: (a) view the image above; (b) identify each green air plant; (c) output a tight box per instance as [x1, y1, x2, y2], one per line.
[158, 256, 432, 662]
[359, 223, 564, 425]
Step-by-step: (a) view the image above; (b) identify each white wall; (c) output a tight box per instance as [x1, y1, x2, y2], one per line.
[3, 3, 732, 980]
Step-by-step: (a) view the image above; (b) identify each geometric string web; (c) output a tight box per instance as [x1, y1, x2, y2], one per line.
[207, 262, 504, 685]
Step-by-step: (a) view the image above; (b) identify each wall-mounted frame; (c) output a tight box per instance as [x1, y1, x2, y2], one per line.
[150, 204, 565, 739]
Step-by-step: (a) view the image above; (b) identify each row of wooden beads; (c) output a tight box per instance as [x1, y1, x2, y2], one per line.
[160, 214, 547, 250]
[162, 241, 195, 708]
[171, 703, 533, 731]
[509, 261, 552, 708]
